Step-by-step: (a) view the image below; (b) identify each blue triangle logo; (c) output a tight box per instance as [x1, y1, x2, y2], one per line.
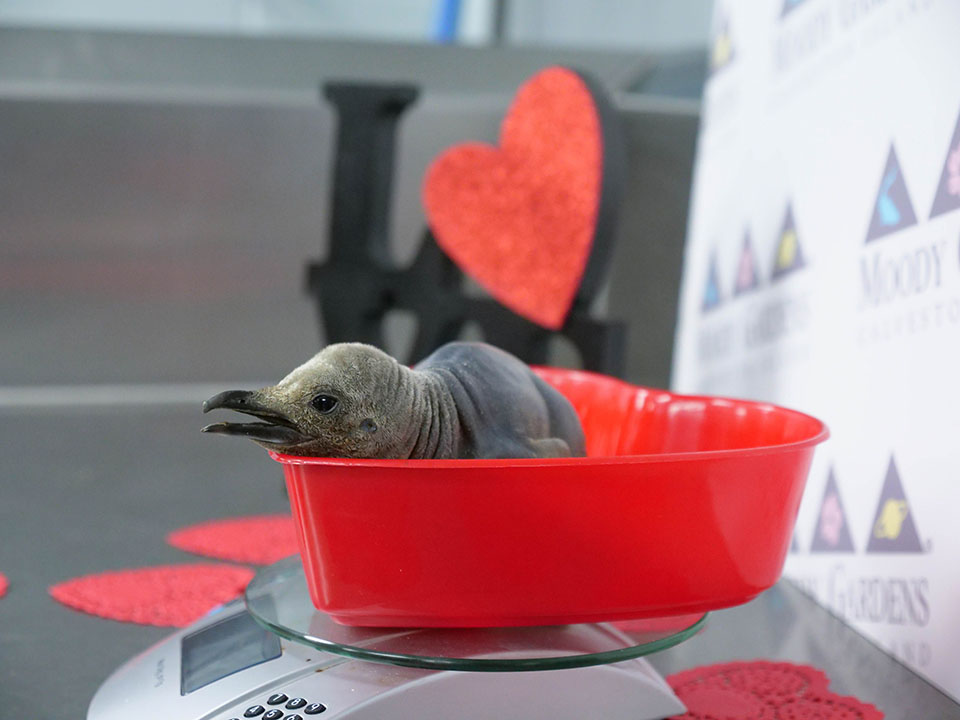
[930, 106, 960, 219]
[702, 254, 723, 313]
[866, 457, 924, 553]
[810, 469, 855, 553]
[771, 205, 805, 281]
[865, 145, 918, 242]
[781, 0, 810, 17]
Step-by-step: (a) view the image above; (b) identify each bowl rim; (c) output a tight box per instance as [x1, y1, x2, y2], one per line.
[269, 372, 829, 469]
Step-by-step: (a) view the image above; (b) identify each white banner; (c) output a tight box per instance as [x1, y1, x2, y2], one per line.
[673, 0, 960, 699]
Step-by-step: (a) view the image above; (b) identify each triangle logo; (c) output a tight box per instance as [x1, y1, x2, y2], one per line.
[734, 232, 760, 295]
[865, 145, 918, 242]
[810, 469, 855, 553]
[702, 253, 723, 313]
[781, 0, 810, 17]
[866, 457, 924, 553]
[930, 108, 960, 219]
[710, 12, 735, 75]
[771, 205, 805, 280]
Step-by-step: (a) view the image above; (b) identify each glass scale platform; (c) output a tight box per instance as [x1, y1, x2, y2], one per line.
[245, 556, 707, 673]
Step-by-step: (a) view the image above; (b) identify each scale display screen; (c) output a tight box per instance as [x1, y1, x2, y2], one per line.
[180, 610, 282, 695]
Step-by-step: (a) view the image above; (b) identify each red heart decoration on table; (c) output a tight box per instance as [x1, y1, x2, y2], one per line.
[672, 684, 775, 720]
[776, 694, 884, 720]
[167, 514, 299, 565]
[424, 66, 604, 329]
[666, 661, 884, 720]
[49, 564, 254, 627]
[669, 660, 831, 708]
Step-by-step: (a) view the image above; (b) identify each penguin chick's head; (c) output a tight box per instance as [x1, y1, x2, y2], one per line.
[202, 343, 408, 457]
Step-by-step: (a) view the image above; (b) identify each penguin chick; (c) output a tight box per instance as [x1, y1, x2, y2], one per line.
[202, 341, 586, 459]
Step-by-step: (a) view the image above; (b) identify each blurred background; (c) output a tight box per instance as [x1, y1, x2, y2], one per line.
[0, 5, 712, 714]
[5, 4, 960, 718]
[0, 0, 709, 396]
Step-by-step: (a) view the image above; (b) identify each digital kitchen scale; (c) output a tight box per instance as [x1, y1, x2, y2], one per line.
[88, 557, 705, 720]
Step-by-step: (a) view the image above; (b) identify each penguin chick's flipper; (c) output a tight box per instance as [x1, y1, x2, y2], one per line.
[527, 438, 574, 458]
[473, 437, 573, 460]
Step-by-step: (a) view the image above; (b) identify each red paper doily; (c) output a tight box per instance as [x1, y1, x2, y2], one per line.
[667, 661, 883, 720]
[670, 660, 831, 708]
[49, 564, 255, 627]
[0, 571, 8, 598]
[776, 695, 884, 720]
[673, 683, 775, 720]
[167, 514, 298, 565]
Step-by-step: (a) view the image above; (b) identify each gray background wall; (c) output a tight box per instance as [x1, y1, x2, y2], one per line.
[0, 26, 700, 393]
[0, 0, 711, 49]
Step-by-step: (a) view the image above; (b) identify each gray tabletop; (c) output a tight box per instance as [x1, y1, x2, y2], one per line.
[1, 405, 957, 719]
[0, 405, 292, 719]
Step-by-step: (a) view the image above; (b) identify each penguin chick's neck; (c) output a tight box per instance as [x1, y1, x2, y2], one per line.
[401, 366, 462, 459]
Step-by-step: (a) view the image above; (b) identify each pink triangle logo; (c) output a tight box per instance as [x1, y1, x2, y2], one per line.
[930, 106, 960, 219]
[734, 232, 759, 295]
[810, 469, 855, 553]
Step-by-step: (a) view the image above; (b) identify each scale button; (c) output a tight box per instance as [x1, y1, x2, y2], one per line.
[263, 710, 284, 720]
[285, 698, 307, 710]
[268, 693, 289, 705]
[304, 704, 326, 715]
[244, 706, 265, 717]
[283, 715, 303, 720]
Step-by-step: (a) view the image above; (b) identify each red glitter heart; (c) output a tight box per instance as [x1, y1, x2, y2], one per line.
[0, 571, 8, 598]
[49, 564, 254, 627]
[167, 514, 299, 565]
[424, 66, 603, 329]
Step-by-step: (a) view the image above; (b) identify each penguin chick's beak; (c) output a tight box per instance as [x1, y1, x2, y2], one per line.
[201, 390, 311, 446]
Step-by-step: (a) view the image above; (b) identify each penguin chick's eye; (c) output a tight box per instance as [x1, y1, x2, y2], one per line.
[311, 394, 339, 414]
[360, 418, 378, 433]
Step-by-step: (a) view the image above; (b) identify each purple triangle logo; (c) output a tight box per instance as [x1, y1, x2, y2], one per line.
[771, 205, 805, 281]
[781, 0, 810, 17]
[702, 253, 723, 313]
[734, 232, 760, 295]
[930, 107, 960, 219]
[810, 469, 855, 553]
[865, 145, 918, 242]
[710, 12, 735, 76]
[866, 457, 924, 553]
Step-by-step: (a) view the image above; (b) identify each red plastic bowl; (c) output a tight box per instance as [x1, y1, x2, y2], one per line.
[272, 368, 827, 628]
